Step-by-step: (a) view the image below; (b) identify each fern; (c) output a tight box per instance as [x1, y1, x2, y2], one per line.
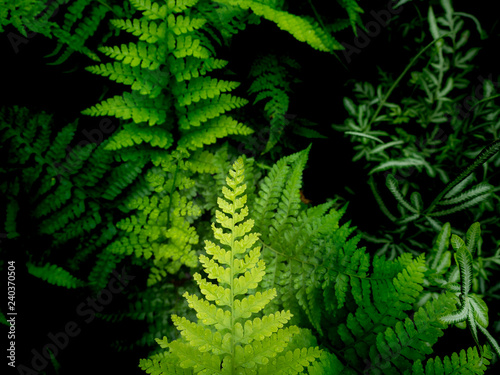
[374, 138, 499, 227]
[83, 0, 253, 162]
[248, 54, 325, 154]
[216, 0, 342, 52]
[437, 223, 500, 358]
[338, 0, 364, 35]
[1, 0, 114, 63]
[27, 262, 84, 289]
[105, 151, 202, 286]
[0, 105, 146, 291]
[248, 146, 367, 333]
[408, 345, 491, 375]
[196, 0, 260, 46]
[139, 157, 322, 374]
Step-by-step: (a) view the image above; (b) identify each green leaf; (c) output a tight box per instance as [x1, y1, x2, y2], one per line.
[468, 294, 488, 328]
[454, 246, 473, 296]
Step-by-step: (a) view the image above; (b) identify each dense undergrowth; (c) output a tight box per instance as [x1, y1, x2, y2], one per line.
[1, 0, 500, 374]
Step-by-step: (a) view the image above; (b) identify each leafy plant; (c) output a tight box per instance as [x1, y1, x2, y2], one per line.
[3, 0, 500, 374]
[140, 157, 322, 374]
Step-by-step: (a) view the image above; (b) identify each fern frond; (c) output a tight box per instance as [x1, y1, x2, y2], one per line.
[85, 63, 169, 98]
[1, 0, 107, 63]
[385, 174, 419, 214]
[175, 77, 241, 106]
[197, 1, 259, 45]
[142, 157, 321, 373]
[82, 91, 169, 126]
[167, 13, 206, 35]
[178, 95, 248, 129]
[4, 199, 19, 239]
[268, 145, 310, 243]
[110, 18, 167, 43]
[104, 122, 174, 150]
[99, 42, 165, 70]
[408, 345, 491, 375]
[337, 254, 440, 371]
[27, 262, 84, 289]
[365, 294, 453, 374]
[308, 350, 346, 375]
[425, 140, 500, 214]
[177, 116, 253, 150]
[338, 0, 364, 35]
[248, 147, 370, 333]
[438, 182, 493, 206]
[168, 56, 228, 82]
[48, 2, 107, 65]
[106, 164, 201, 285]
[0, 106, 145, 293]
[218, 0, 342, 52]
[248, 54, 304, 153]
[84, 0, 250, 157]
[88, 251, 126, 291]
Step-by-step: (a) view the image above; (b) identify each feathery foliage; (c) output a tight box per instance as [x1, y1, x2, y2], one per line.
[0, 0, 118, 63]
[248, 54, 326, 155]
[0, 105, 145, 290]
[82, 0, 253, 162]
[140, 157, 322, 374]
[215, 0, 342, 52]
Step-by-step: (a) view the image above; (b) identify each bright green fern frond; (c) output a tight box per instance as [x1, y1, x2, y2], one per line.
[106, 163, 201, 285]
[217, 0, 342, 52]
[130, 0, 199, 19]
[110, 18, 167, 43]
[168, 56, 228, 82]
[84, 0, 249, 157]
[86, 63, 169, 98]
[167, 13, 206, 34]
[178, 95, 249, 129]
[177, 116, 253, 151]
[104, 122, 174, 151]
[82, 91, 169, 126]
[98, 42, 165, 70]
[174, 77, 241, 106]
[141, 157, 321, 373]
